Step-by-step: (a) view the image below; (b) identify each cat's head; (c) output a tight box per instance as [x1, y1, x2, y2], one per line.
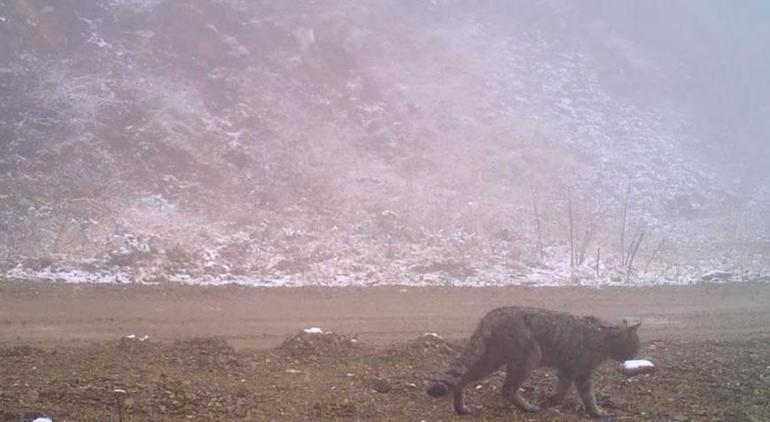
[604, 319, 641, 361]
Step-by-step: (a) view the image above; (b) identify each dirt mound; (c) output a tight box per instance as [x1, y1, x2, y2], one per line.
[277, 330, 361, 360]
[385, 334, 458, 363]
[167, 337, 239, 370]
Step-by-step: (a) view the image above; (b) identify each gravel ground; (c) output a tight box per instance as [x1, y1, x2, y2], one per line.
[1, 281, 769, 421]
[1, 334, 769, 421]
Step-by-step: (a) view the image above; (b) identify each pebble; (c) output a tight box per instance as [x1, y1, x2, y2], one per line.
[371, 379, 392, 393]
[603, 395, 626, 409]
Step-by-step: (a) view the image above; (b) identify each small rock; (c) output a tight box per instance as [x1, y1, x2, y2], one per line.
[26, 389, 40, 402]
[603, 395, 626, 409]
[358, 402, 378, 418]
[371, 379, 392, 393]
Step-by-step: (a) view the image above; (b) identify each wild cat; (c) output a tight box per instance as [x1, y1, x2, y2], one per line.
[426, 306, 641, 418]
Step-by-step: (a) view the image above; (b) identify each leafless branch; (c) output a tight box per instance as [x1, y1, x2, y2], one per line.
[644, 227, 673, 273]
[532, 191, 544, 261]
[568, 187, 575, 268]
[625, 226, 646, 277]
[619, 181, 631, 265]
[595, 247, 601, 277]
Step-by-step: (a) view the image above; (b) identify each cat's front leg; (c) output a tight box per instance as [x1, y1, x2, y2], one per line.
[576, 376, 609, 418]
[543, 373, 572, 407]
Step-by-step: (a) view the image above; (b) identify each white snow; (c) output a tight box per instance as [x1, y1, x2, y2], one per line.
[125, 334, 150, 341]
[423, 332, 440, 338]
[32, 418, 53, 422]
[623, 360, 655, 370]
[7, 257, 766, 288]
[7, 266, 131, 284]
[303, 327, 324, 334]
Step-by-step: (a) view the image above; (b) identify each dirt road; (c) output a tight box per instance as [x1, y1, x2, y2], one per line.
[2, 281, 769, 348]
[2, 280, 770, 421]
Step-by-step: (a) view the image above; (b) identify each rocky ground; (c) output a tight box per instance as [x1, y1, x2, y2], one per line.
[1, 281, 769, 421]
[1, 333, 769, 421]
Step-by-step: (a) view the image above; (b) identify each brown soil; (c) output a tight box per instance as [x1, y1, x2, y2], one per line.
[1, 281, 769, 421]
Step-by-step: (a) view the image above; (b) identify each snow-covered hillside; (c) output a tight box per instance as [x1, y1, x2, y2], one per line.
[1, 0, 769, 286]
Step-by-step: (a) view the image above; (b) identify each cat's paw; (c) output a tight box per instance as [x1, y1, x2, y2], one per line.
[454, 402, 482, 415]
[453, 406, 471, 416]
[454, 405, 471, 416]
[512, 395, 541, 413]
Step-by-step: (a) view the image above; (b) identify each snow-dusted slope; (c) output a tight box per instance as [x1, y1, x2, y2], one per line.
[1, 0, 768, 286]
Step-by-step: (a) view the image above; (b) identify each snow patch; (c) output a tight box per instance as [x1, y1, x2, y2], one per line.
[108, 0, 164, 13]
[125, 334, 150, 341]
[623, 360, 655, 370]
[303, 327, 324, 334]
[7, 265, 131, 284]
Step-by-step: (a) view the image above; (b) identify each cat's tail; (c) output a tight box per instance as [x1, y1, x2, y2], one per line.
[426, 314, 493, 398]
[426, 379, 451, 397]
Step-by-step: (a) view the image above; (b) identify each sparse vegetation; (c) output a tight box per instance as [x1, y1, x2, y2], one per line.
[0, 1, 768, 286]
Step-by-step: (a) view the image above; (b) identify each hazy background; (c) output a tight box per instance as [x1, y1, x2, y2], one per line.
[1, 0, 768, 286]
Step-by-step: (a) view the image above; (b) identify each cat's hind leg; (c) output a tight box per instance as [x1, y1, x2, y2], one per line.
[501, 341, 542, 412]
[543, 371, 572, 407]
[451, 353, 504, 415]
[576, 374, 609, 418]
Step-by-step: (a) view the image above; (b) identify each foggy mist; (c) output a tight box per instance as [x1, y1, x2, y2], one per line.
[3, 2, 770, 421]
[1, 0, 769, 286]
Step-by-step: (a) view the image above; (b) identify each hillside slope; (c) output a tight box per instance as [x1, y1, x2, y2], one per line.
[1, 0, 768, 285]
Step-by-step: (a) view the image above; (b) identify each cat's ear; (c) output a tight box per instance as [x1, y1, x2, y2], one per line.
[622, 319, 642, 332]
[618, 319, 641, 332]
